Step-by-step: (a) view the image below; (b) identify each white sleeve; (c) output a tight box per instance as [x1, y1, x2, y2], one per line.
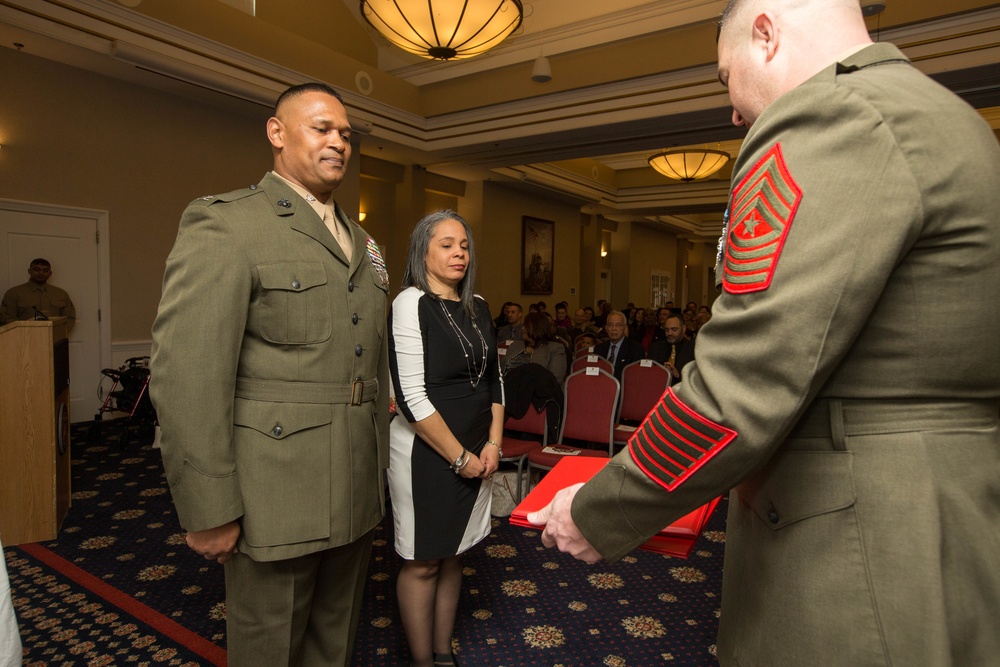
[391, 289, 436, 422]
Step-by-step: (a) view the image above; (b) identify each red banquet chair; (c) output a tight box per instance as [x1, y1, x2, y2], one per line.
[525, 368, 620, 490]
[570, 354, 613, 375]
[500, 404, 552, 502]
[613, 359, 672, 448]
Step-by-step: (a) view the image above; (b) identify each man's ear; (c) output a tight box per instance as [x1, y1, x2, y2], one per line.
[752, 11, 779, 62]
[266, 116, 283, 149]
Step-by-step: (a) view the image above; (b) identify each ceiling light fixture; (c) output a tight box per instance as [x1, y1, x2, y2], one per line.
[360, 0, 523, 61]
[648, 149, 730, 182]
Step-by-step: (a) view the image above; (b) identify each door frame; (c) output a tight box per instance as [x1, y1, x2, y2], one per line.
[0, 197, 113, 385]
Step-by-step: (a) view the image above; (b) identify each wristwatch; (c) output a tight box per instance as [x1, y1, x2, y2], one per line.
[486, 439, 503, 458]
[451, 449, 469, 474]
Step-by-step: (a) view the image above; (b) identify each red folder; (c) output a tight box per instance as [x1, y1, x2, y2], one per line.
[510, 457, 720, 559]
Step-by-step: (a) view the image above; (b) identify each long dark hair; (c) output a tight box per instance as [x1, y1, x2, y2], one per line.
[400, 210, 478, 317]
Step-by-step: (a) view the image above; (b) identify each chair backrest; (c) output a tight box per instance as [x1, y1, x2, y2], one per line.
[573, 344, 596, 359]
[618, 360, 671, 423]
[559, 368, 620, 454]
[570, 354, 613, 375]
[496, 338, 513, 366]
[504, 404, 549, 446]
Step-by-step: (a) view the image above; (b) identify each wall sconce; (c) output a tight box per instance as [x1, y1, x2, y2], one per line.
[358, 211, 367, 222]
[600, 249, 608, 257]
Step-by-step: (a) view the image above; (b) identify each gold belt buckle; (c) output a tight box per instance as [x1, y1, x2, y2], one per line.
[351, 380, 364, 406]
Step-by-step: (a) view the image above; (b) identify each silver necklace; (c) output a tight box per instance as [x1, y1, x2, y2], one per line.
[438, 299, 488, 388]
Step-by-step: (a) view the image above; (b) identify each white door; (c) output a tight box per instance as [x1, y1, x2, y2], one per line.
[0, 201, 111, 422]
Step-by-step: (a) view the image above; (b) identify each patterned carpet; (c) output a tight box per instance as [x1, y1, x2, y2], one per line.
[4, 419, 727, 666]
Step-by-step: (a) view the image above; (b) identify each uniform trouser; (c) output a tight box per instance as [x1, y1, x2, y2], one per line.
[224, 529, 375, 667]
[717, 398, 1000, 667]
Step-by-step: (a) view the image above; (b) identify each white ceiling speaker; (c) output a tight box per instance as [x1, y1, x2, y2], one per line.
[531, 54, 552, 83]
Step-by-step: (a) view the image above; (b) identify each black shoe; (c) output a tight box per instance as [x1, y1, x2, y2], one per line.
[433, 653, 457, 666]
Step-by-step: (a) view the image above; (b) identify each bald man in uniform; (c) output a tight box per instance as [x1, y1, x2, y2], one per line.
[151, 83, 390, 666]
[530, 1, 1000, 665]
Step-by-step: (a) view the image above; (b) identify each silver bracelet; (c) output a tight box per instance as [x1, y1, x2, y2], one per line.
[485, 439, 503, 458]
[451, 449, 469, 474]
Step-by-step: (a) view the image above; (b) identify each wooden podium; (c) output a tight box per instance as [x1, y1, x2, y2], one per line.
[0, 318, 72, 546]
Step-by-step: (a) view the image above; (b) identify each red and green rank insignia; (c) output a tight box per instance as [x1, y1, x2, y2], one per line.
[723, 143, 802, 294]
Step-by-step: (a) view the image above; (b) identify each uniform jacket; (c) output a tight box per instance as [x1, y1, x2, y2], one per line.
[0, 281, 76, 332]
[572, 44, 1000, 666]
[150, 172, 390, 563]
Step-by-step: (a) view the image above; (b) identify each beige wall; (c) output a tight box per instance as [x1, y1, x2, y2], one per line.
[477, 183, 584, 316]
[0, 47, 272, 341]
[0, 46, 693, 346]
[627, 223, 681, 309]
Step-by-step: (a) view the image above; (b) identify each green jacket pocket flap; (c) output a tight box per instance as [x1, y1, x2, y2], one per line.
[257, 261, 327, 291]
[741, 451, 856, 530]
[233, 400, 332, 439]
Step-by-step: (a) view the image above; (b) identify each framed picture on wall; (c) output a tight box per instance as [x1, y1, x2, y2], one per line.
[521, 216, 554, 294]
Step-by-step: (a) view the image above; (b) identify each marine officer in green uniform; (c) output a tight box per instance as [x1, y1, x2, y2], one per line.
[530, 1, 1000, 665]
[0, 258, 76, 332]
[151, 83, 390, 666]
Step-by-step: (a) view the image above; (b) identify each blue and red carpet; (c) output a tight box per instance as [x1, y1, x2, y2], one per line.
[5, 420, 726, 665]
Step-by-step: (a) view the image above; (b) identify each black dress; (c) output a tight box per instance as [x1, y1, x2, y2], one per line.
[387, 288, 503, 560]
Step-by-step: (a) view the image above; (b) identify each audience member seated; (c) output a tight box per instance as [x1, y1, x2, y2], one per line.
[682, 308, 698, 332]
[493, 301, 513, 331]
[553, 301, 572, 329]
[497, 302, 524, 342]
[502, 312, 568, 380]
[628, 307, 649, 344]
[693, 305, 712, 334]
[594, 310, 645, 380]
[650, 307, 671, 345]
[574, 332, 598, 355]
[593, 300, 611, 329]
[649, 314, 696, 384]
[567, 308, 599, 345]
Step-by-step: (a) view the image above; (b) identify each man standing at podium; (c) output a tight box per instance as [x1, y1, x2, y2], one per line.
[0, 258, 76, 333]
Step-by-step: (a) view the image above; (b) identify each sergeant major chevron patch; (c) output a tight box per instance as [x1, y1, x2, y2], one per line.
[723, 143, 802, 294]
[628, 387, 738, 492]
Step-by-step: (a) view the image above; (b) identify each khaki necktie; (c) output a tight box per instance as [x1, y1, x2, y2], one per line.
[669, 344, 677, 367]
[323, 206, 352, 262]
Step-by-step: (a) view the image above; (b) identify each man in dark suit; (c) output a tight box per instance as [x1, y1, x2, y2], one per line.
[594, 310, 644, 380]
[648, 315, 695, 384]
[151, 83, 390, 666]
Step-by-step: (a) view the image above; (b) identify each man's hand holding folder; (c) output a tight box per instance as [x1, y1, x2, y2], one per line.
[526, 483, 603, 563]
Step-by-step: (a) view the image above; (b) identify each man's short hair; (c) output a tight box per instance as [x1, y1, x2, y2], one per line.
[606, 310, 627, 326]
[274, 83, 343, 115]
[665, 314, 685, 329]
[29, 258, 50, 268]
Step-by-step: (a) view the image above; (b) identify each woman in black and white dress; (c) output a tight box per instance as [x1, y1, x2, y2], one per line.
[388, 210, 504, 667]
